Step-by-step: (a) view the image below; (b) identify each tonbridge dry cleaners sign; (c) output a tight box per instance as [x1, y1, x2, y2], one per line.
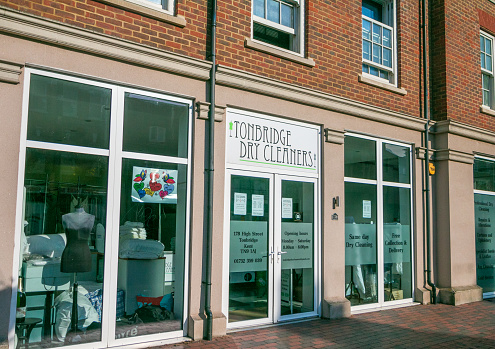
[226, 110, 319, 173]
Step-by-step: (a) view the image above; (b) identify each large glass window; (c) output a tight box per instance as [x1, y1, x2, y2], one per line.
[474, 157, 495, 298]
[252, 0, 304, 54]
[362, 0, 396, 84]
[344, 134, 412, 307]
[16, 70, 191, 348]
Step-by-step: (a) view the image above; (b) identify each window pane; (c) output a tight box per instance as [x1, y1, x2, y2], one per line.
[362, 0, 382, 22]
[123, 93, 189, 158]
[383, 48, 392, 68]
[253, 22, 291, 50]
[474, 158, 495, 191]
[362, 19, 371, 40]
[380, 70, 389, 80]
[363, 40, 372, 61]
[372, 23, 381, 44]
[254, 0, 265, 18]
[116, 159, 187, 336]
[474, 193, 495, 294]
[372, 43, 382, 64]
[487, 55, 493, 72]
[484, 90, 491, 107]
[281, 3, 293, 28]
[487, 38, 492, 55]
[482, 52, 486, 70]
[27, 74, 111, 149]
[383, 186, 412, 302]
[370, 66, 380, 76]
[383, 28, 391, 48]
[345, 182, 378, 306]
[481, 36, 485, 53]
[383, 143, 410, 184]
[362, 63, 370, 74]
[21, 148, 109, 346]
[267, 0, 280, 23]
[345, 136, 376, 180]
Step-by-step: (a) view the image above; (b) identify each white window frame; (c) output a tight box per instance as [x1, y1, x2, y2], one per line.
[9, 68, 192, 348]
[252, 0, 305, 56]
[126, 0, 174, 14]
[344, 133, 414, 313]
[481, 31, 494, 108]
[362, 0, 397, 86]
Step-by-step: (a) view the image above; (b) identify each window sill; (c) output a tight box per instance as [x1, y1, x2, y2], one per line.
[244, 38, 315, 67]
[480, 105, 495, 116]
[95, 0, 186, 27]
[358, 74, 407, 95]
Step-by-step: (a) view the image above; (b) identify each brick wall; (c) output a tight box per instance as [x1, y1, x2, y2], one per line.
[0, 0, 424, 118]
[431, 0, 495, 132]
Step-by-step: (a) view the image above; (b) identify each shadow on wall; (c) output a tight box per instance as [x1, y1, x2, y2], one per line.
[0, 277, 12, 348]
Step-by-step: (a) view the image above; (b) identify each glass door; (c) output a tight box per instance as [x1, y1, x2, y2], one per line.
[274, 175, 317, 322]
[225, 171, 318, 327]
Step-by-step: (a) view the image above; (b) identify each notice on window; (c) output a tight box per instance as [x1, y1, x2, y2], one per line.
[383, 224, 411, 263]
[234, 192, 247, 215]
[252, 194, 264, 217]
[363, 200, 371, 219]
[131, 166, 178, 204]
[230, 221, 268, 273]
[345, 224, 376, 266]
[474, 194, 495, 291]
[281, 223, 313, 269]
[282, 198, 293, 219]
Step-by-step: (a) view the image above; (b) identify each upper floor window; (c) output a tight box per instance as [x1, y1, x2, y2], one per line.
[252, 0, 304, 54]
[362, 0, 396, 85]
[128, 0, 173, 13]
[481, 32, 494, 108]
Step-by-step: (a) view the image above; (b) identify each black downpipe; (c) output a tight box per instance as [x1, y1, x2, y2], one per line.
[422, 0, 436, 304]
[204, 0, 217, 340]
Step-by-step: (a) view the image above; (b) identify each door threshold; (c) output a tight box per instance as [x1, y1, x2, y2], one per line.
[227, 316, 319, 334]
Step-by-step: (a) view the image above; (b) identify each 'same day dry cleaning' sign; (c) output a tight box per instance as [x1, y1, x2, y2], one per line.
[226, 111, 319, 173]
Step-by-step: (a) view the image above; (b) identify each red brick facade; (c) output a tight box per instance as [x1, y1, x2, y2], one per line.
[431, 0, 495, 131]
[0, 0, 437, 120]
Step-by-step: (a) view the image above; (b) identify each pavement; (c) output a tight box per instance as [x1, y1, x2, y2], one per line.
[158, 298, 495, 348]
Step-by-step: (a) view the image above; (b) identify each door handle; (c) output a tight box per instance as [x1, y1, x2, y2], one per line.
[277, 249, 287, 262]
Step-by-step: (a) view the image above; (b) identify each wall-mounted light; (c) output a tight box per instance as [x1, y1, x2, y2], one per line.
[333, 196, 340, 209]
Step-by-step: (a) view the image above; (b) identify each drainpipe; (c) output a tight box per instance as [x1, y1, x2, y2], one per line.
[203, 0, 217, 340]
[422, 0, 436, 304]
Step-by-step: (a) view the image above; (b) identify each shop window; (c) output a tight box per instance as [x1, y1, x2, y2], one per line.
[473, 157, 495, 298]
[344, 134, 412, 307]
[252, 0, 304, 54]
[15, 69, 191, 347]
[481, 32, 494, 108]
[362, 0, 396, 84]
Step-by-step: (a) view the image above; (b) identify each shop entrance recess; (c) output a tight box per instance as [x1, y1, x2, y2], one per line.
[224, 170, 318, 328]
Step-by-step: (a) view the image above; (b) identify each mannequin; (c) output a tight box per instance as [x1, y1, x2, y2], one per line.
[61, 206, 95, 273]
[60, 204, 95, 338]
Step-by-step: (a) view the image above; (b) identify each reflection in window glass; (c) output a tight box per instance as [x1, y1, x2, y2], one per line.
[20, 148, 108, 346]
[474, 158, 495, 192]
[344, 136, 376, 180]
[345, 182, 377, 305]
[229, 175, 269, 323]
[116, 159, 187, 336]
[27, 74, 112, 149]
[383, 186, 412, 301]
[382, 143, 410, 184]
[123, 93, 189, 158]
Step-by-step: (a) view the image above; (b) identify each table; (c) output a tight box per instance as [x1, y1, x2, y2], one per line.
[16, 317, 42, 349]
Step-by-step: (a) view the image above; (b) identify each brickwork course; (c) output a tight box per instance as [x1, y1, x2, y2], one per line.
[157, 300, 495, 348]
[0, 0, 423, 118]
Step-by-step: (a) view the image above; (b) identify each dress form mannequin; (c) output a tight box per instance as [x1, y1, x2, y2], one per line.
[61, 207, 95, 273]
[60, 205, 95, 339]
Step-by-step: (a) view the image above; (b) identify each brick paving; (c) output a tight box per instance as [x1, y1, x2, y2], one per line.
[158, 299, 495, 348]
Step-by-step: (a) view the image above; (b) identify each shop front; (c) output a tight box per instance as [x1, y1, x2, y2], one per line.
[12, 68, 193, 347]
[222, 109, 321, 328]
